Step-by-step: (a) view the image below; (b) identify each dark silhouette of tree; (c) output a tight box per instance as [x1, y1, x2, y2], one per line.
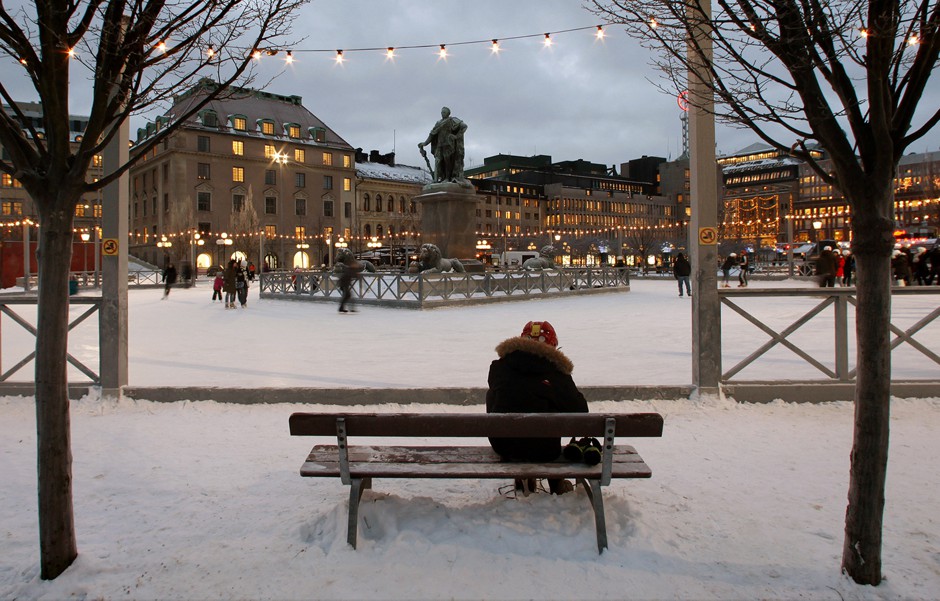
[0, 0, 309, 579]
[589, 0, 939, 585]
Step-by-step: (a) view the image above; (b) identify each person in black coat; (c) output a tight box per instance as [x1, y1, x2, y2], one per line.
[486, 321, 588, 494]
[162, 262, 178, 299]
[673, 253, 692, 296]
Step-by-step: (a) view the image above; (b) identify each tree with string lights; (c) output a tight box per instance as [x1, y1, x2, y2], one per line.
[0, 0, 308, 580]
[588, 0, 939, 585]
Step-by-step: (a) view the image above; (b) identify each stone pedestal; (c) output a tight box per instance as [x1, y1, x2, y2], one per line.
[414, 182, 477, 260]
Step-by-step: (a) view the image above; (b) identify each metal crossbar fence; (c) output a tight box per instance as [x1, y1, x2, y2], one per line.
[259, 267, 632, 308]
[0, 296, 103, 387]
[718, 287, 940, 384]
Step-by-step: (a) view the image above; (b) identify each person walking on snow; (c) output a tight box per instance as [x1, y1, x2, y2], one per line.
[673, 253, 691, 297]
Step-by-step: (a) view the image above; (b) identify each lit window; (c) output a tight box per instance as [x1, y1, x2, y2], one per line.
[322, 152, 333, 166]
[343, 177, 351, 191]
[261, 121, 275, 135]
[288, 125, 301, 138]
[232, 140, 243, 155]
[343, 155, 351, 168]
[232, 167, 244, 182]
[264, 144, 276, 159]
[233, 117, 247, 131]
[264, 224, 277, 238]
[295, 148, 305, 162]
[93, 155, 103, 167]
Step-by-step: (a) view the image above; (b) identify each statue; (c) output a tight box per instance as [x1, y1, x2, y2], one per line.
[522, 245, 558, 271]
[332, 248, 376, 274]
[408, 243, 466, 274]
[418, 106, 468, 183]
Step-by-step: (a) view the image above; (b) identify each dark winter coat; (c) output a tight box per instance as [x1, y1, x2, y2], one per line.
[222, 265, 236, 293]
[721, 257, 736, 273]
[673, 256, 691, 277]
[485, 336, 589, 461]
[815, 250, 836, 277]
[164, 265, 178, 285]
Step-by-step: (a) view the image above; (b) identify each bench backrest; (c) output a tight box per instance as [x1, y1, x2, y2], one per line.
[289, 412, 664, 439]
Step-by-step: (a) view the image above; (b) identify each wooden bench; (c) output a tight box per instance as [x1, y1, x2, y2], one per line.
[288, 412, 664, 553]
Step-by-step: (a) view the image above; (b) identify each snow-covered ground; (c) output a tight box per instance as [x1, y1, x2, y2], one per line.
[2, 278, 939, 600]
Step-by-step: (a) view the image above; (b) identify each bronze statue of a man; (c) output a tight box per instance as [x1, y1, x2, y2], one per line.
[418, 106, 468, 183]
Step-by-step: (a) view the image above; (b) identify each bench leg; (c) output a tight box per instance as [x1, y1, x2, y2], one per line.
[577, 478, 608, 554]
[347, 477, 372, 549]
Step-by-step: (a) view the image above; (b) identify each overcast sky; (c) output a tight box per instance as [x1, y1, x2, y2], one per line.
[6, 0, 940, 172]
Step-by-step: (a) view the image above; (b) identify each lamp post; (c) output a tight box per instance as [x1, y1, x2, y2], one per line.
[191, 233, 204, 285]
[216, 232, 232, 266]
[476, 239, 491, 265]
[812, 220, 823, 246]
[296, 240, 310, 268]
[156, 235, 172, 270]
[367, 236, 382, 265]
[80, 231, 90, 283]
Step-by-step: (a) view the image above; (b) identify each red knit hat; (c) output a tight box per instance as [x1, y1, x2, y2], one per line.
[521, 321, 558, 347]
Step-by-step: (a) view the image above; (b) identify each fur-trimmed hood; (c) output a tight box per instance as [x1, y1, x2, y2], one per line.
[494, 336, 574, 375]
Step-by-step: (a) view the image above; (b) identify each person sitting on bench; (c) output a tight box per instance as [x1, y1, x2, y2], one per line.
[486, 320, 588, 495]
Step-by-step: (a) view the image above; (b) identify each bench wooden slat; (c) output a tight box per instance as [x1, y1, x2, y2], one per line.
[289, 412, 664, 438]
[299, 445, 652, 479]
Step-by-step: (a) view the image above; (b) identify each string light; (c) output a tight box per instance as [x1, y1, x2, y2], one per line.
[157, 40, 168, 53]
[907, 34, 920, 46]
[386, 46, 395, 59]
[543, 33, 553, 47]
[438, 44, 447, 59]
[335, 49, 344, 64]
[649, 17, 658, 29]
[285, 50, 293, 64]
[206, 45, 215, 58]
[859, 28, 869, 38]
[252, 48, 262, 60]
[595, 25, 605, 39]
[491, 39, 500, 54]
[66, 47, 76, 58]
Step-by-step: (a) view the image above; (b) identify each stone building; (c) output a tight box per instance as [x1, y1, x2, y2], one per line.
[128, 79, 355, 271]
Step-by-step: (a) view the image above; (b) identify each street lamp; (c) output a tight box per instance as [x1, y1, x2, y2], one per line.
[156, 235, 172, 269]
[80, 231, 90, 283]
[216, 232, 232, 266]
[812, 220, 823, 244]
[367, 236, 382, 265]
[191, 233, 204, 285]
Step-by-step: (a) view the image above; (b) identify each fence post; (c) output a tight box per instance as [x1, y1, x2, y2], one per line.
[835, 291, 850, 381]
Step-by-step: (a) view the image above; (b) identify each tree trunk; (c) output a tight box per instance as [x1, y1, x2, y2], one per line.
[34, 200, 78, 579]
[841, 209, 893, 585]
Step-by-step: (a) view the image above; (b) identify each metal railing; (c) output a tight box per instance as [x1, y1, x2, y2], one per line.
[719, 286, 940, 383]
[260, 267, 631, 308]
[0, 295, 102, 386]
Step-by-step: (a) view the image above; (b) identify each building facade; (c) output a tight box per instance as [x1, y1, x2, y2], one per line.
[129, 79, 356, 271]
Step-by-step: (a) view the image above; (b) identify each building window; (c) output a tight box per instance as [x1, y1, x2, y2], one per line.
[375, 195, 382, 212]
[343, 155, 351, 168]
[399, 197, 406, 213]
[233, 194, 245, 212]
[295, 198, 306, 216]
[202, 112, 219, 128]
[288, 124, 301, 138]
[197, 136, 210, 152]
[232, 167, 244, 182]
[232, 116, 247, 131]
[265, 196, 277, 214]
[264, 224, 277, 238]
[261, 121, 275, 135]
[324, 200, 334, 217]
[343, 177, 351, 192]
[197, 192, 211, 211]
[344, 202, 352, 219]
[265, 169, 276, 185]
[198, 222, 211, 235]
[2, 173, 21, 187]
[1, 201, 23, 215]
[323, 175, 333, 190]
[363, 194, 370, 211]
[164, 193, 169, 212]
[295, 172, 305, 188]
[264, 144, 276, 159]
[143, 198, 148, 216]
[364, 224, 371, 237]
[295, 225, 306, 239]
[322, 152, 333, 166]
[232, 140, 244, 156]
[197, 163, 210, 179]
[294, 148, 305, 163]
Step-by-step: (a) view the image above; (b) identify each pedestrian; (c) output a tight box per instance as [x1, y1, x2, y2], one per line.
[248, 261, 256, 282]
[912, 247, 930, 286]
[816, 246, 837, 287]
[841, 251, 854, 286]
[212, 269, 224, 302]
[236, 259, 249, 308]
[928, 245, 940, 285]
[737, 253, 749, 287]
[162, 262, 178, 299]
[673, 252, 691, 297]
[486, 321, 588, 496]
[337, 253, 362, 313]
[892, 249, 912, 286]
[720, 254, 736, 288]
[834, 251, 844, 286]
[223, 259, 237, 308]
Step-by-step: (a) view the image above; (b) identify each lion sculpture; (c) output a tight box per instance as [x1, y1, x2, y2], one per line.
[408, 243, 466, 274]
[332, 248, 376, 274]
[522, 245, 557, 271]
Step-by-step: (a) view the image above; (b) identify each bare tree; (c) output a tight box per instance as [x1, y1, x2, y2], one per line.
[231, 184, 261, 262]
[0, 0, 309, 579]
[588, 0, 940, 585]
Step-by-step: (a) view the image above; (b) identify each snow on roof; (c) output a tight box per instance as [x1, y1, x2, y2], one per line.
[356, 161, 433, 185]
[722, 156, 803, 173]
